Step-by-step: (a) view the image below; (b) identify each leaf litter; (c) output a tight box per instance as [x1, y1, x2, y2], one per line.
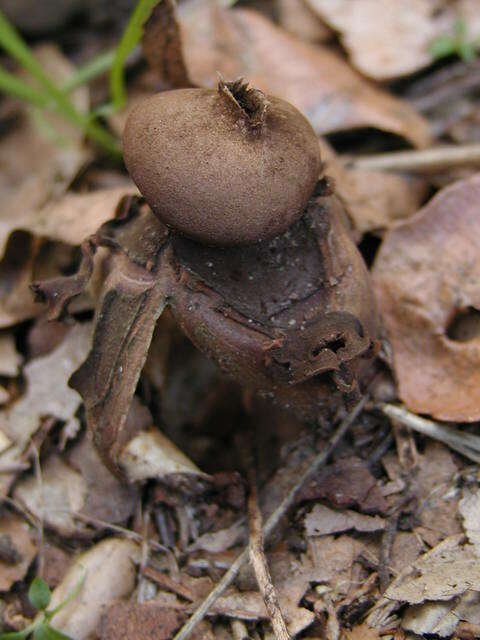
[0, 3, 480, 640]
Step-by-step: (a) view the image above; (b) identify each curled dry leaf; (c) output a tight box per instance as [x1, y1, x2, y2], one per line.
[143, 2, 431, 147]
[306, 0, 480, 80]
[373, 174, 480, 422]
[0, 515, 36, 591]
[46, 537, 139, 640]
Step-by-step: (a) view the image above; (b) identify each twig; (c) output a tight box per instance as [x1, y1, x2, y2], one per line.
[248, 463, 291, 640]
[173, 395, 368, 640]
[347, 144, 480, 173]
[380, 403, 480, 463]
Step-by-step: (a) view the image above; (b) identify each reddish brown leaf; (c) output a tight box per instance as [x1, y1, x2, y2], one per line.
[373, 174, 480, 421]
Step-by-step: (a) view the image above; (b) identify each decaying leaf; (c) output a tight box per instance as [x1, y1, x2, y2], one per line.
[46, 537, 139, 640]
[0, 515, 36, 591]
[143, 2, 431, 147]
[373, 174, 480, 421]
[305, 503, 385, 536]
[306, 0, 480, 80]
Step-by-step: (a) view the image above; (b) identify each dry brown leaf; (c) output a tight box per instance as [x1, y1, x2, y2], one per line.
[0, 514, 36, 591]
[320, 141, 428, 235]
[305, 503, 385, 536]
[0, 186, 136, 260]
[144, 2, 430, 147]
[0, 45, 90, 244]
[46, 537, 139, 640]
[298, 455, 388, 514]
[413, 442, 461, 547]
[306, 0, 480, 80]
[0, 334, 22, 376]
[373, 174, 480, 421]
[98, 602, 182, 640]
[14, 435, 139, 536]
[277, 0, 332, 43]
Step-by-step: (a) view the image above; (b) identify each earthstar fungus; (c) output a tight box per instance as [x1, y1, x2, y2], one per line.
[32, 80, 378, 475]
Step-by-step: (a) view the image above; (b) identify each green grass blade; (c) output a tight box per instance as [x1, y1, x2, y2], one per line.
[0, 66, 50, 108]
[62, 49, 115, 93]
[110, 0, 158, 110]
[0, 8, 121, 157]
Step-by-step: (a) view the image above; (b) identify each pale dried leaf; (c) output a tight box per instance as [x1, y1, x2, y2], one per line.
[373, 174, 480, 421]
[14, 454, 88, 537]
[47, 537, 139, 640]
[0, 334, 22, 376]
[0, 322, 91, 447]
[306, 0, 480, 80]
[305, 503, 385, 536]
[385, 542, 480, 604]
[119, 427, 202, 482]
[459, 489, 480, 553]
[402, 599, 461, 637]
[188, 521, 245, 553]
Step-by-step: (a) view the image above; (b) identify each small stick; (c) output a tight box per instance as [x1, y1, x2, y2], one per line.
[173, 395, 367, 640]
[248, 463, 291, 640]
[347, 144, 480, 173]
[380, 403, 480, 463]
